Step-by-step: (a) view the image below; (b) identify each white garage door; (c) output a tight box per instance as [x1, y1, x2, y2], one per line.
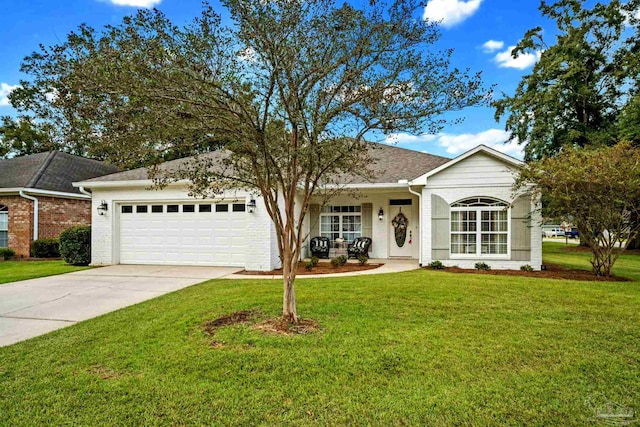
[118, 201, 247, 267]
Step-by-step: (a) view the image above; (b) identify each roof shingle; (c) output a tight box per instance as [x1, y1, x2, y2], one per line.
[0, 151, 121, 194]
[83, 143, 450, 185]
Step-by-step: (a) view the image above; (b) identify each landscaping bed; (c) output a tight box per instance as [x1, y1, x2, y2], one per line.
[434, 264, 631, 282]
[238, 261, 383, 275]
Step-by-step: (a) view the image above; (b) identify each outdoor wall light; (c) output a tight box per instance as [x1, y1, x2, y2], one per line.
[97, 200, 108, 216]
[378, 207, 384, 221]
[247, 198, 257, 213]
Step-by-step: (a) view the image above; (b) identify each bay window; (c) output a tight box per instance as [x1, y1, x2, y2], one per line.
[450, 198, 509, 257]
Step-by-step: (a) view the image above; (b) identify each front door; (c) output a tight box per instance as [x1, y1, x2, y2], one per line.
[389, 201, 414, 257]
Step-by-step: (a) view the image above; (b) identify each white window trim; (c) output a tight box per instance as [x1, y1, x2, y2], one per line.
[0, 205, 8, 248]
[319, 206, 362, 243]
[449, 205, 510, 260]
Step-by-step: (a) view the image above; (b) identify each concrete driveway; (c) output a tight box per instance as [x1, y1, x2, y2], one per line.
[0, 265, 240, 347]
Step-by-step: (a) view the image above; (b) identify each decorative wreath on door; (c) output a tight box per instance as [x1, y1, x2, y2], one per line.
[392, 211, 409, 247]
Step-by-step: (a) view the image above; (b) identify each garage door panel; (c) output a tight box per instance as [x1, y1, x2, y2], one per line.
[118, 202, 247, 267]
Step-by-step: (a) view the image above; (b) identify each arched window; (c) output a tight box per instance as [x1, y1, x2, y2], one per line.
[450, 197, 509, 257]
[0, 205, 8, 248]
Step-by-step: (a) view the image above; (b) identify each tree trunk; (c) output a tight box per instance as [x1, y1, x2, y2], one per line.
[281, 248, 298, 323]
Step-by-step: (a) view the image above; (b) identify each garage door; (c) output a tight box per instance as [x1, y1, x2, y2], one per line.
[118, 201, 247, 266]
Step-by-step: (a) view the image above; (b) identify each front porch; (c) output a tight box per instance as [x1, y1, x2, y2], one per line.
[305, 188, 421, 261]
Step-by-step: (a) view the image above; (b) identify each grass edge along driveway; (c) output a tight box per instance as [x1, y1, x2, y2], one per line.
[0, 260, 89, 285]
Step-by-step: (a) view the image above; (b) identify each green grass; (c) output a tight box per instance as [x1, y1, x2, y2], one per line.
[1, 263, 639, 425]
[543, 241, 640, 281]
[0, 260, 89, 284]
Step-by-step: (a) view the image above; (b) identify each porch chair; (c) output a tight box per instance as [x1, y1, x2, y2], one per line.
[310, 236, 331, 259]
[347, 237, 372, 259]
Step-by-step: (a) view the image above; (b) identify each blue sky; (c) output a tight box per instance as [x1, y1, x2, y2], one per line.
[0, 0, 551, 159]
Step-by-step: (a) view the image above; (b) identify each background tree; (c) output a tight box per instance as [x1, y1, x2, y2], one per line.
[0, 116, 58, 158]
[517, 143, 640, 277]
[493, 0, 640, 161]
[13, 0, 488, 322]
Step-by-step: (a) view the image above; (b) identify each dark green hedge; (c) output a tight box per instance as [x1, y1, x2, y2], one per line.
[30, 238, 60, 258]
[59, 226, 91, 266]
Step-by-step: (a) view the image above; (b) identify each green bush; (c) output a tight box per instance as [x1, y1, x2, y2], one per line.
[310, 256, 319, 267]
[0, 248, 16, 261]
[304, 261, 314, 271]
[357, 254, 369, 266]
[474, 262, 491, 271]
[330, 255, 347, 268]
[427, 260, 445, 270]
[520, 264, 534, 272]
[30, 238, 60, 258]
[59, 226, 91, 266]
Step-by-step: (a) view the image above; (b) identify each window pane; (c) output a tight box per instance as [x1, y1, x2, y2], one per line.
[0, 231, 7, 248]
[152, 205, 163, 213]
[136, 205, 148, 213]
[167, 205, 179, 213]
[232, 204, 246, 212]
[199, 204, 212, 213]
[121, 205, 133, 214]
[183, 204, 195, 213]
[0, 212, 8, 230]
[215, 204, 229, 212]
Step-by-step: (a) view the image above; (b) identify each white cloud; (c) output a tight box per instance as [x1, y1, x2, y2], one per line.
[482, 40, 504, 53]
[106, 0, 162, 8]
[423, 0, 482, 28]
[385, 129, 524, 159]
[0, 83, 19, 107]
[494, 45, 541, 70]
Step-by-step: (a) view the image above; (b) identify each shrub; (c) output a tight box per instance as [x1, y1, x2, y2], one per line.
[310, 256, 319, 267]
[304, 261, 314, 271]
[30, 238, 60, 258]
[330, 255, 347, 268]
[427, 260, 445, 270]
[0, 248, 16, 261]
[357, 254, 369, 266]
[474, 262, 491, 271]
[520, 264, 534, 272]
[59, 226, 91, 266]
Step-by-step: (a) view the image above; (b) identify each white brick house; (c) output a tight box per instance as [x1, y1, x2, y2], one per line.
[75, 144, 542, 271]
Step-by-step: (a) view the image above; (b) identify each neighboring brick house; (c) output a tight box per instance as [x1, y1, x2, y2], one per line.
[0, 152, 120, 258]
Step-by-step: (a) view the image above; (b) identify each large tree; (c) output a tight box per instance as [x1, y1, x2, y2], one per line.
[516, 143, 640, 276]
[0, 116, 58, 158]
[493, 0, 640, 161]
[13, 0, 488, 322]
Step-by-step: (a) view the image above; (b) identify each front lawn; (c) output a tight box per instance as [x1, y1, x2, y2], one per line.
[0, 260, 89, 285]
[543, 241, 640, 281]
[1, 267, 639, 425]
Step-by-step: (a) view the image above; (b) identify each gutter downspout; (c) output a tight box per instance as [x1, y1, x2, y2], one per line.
[19, 190, 38, 241]
[78, 186, 92, 197]
[406, 183, 423, 267]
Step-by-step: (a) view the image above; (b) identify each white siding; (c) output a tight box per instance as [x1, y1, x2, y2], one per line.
[426, 152, 518, 188]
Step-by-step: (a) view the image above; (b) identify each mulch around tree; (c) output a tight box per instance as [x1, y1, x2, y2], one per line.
[432, 264, 630, 282]
[202, 308, 320, 346]
[237, 262, 384, 276]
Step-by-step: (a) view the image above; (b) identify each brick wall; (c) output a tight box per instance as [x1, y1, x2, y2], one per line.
[0, 196, 33, 258]
[38, 197, 91, 240]
[0, 195, 91, 258]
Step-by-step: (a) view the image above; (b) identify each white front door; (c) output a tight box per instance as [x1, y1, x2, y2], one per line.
[389, 204, 414, 257]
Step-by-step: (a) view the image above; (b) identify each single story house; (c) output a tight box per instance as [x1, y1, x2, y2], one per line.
[0, 151, 120, 257]
[75, 143, 542, 271]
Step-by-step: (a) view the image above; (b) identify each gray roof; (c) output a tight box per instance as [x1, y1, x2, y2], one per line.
[0, 151, 120, 194]
[84, 142, 451, 185]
